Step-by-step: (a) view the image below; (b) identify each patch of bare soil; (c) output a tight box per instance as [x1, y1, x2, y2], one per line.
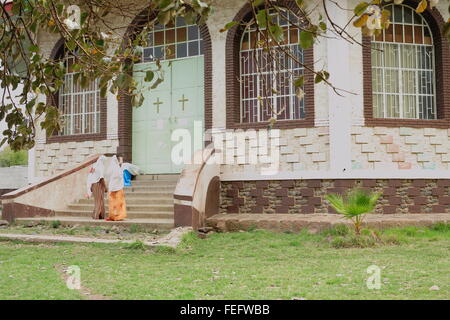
[0, 224, 166, 242]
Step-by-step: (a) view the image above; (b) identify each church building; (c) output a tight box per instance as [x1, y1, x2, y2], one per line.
[3, 0, 449, 229]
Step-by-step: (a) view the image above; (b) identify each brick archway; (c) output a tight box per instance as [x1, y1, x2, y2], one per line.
[362, 0, 450, 128]
[117, 9, 213, 162]
[224, 0, 315, 130]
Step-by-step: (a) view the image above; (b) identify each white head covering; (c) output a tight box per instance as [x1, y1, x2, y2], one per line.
[86, 155, 107, 197]
[108, 155, 124, 192]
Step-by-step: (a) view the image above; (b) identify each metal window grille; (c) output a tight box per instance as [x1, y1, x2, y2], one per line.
[372, 4, 436, 120]
[141, 17, 204, 62]
[58, 55, 101, 135]
[239, 9, 305, 123]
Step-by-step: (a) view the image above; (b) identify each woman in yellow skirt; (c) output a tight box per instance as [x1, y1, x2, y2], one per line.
[106, 155, 127, 221]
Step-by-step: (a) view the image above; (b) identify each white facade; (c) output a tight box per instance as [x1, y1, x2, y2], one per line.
[30, 0, 450, 181]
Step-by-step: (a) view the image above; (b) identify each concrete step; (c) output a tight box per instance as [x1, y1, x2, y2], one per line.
[135, 175, 179, 182]
[56, 210, 173, 220]
[16, 217, 174, 231]
[67, 203, 173, 212]
[124, 186, 176, 193]
[127, 180, 178, 187]
[124, 191, 174, 198]
[77, 198, 174, 205]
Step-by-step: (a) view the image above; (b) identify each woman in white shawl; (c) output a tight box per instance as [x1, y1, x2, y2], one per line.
[106, 155, 127, 221]
[86, 155, 107, 219]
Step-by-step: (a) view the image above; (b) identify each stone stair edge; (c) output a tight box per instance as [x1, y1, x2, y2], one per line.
[16, 217, 174, 224]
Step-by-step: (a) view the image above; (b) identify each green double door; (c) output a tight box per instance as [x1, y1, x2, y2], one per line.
[132, 56, 204, 174]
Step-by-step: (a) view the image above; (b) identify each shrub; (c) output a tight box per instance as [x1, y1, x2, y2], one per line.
[126, 240, 147, 250]
[129, 224, 142, 234]
[430, 223, 450, 233]
[326, 188, 381, 235]
[153, 245, 176, 254]
[51, 220, 61, 229]
[330, 233, 402, 249]
[0, 146, 28, 167]
[322, 224, 351, 237]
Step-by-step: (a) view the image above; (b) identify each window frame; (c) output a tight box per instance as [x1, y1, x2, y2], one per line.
[46, 39, 107, 143]
[363, 1, 450, 128]
[225, 0, 315, 130]
[139, 17, 204, 63]
[371, 4, 437, 120]
[239, 8, 306, 124]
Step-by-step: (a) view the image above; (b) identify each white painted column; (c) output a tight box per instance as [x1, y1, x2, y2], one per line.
[326, 0, 352, 175]
[27, 147, 35, 184]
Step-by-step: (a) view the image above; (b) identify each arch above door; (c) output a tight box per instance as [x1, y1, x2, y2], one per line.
[117, 9, 212, 163]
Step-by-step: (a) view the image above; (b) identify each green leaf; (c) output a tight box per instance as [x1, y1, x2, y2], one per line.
[256, 9, 268, 29]
[295, 0, 304, 7]
[252, 0, 265, 7]
[443, 22, 450, 38]
[314, 71, 330, 84]
[100, 86, 108, 98]
[144, 71, 154, 82]
[354, 2, 369, 16]
[220, 21, 239, 33]
[116, 73, 128, 87]
[319, 22, 327, 31]
[66, 39, 76, 51]
[269, 25, 284, 43]
[299, 31, 314, 49]
[294, 76, 304, 88]
[29, 45, 40, 53]
[158, 10, 171, 25]
[158, 0, 173, 9]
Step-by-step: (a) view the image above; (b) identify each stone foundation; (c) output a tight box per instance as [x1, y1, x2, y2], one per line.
[220, 179, 450, 215]
[207, 213, 450, 233]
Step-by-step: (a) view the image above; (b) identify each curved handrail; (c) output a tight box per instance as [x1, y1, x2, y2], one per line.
[173, 144, 220, 229]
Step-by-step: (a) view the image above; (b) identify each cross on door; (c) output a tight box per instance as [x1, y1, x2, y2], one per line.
[178, 94, 189, 111]
[153, 97, 163, 113]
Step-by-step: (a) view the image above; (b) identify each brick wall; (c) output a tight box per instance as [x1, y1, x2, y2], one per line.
[221, 179, 450, 215]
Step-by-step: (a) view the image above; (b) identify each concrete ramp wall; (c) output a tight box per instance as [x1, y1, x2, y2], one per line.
[1, 155, 101, 222]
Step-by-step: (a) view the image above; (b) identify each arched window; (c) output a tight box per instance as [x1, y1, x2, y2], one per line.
[239, 9, 304, 123]
[371, 4, 436, 120]
[141, 17, 204, 62]
[58, 50, 101, 135]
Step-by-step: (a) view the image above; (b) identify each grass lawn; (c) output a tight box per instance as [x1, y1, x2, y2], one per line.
[0, 224, 449, 300]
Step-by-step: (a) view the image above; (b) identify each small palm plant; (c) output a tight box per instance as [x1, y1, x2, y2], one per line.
[326, 188, 381, 236]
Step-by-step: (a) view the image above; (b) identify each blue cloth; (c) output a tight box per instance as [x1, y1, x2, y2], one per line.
[123, 169, 132, 187]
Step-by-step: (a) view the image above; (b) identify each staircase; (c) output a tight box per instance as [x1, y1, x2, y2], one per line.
[15, 175, 178, 231]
